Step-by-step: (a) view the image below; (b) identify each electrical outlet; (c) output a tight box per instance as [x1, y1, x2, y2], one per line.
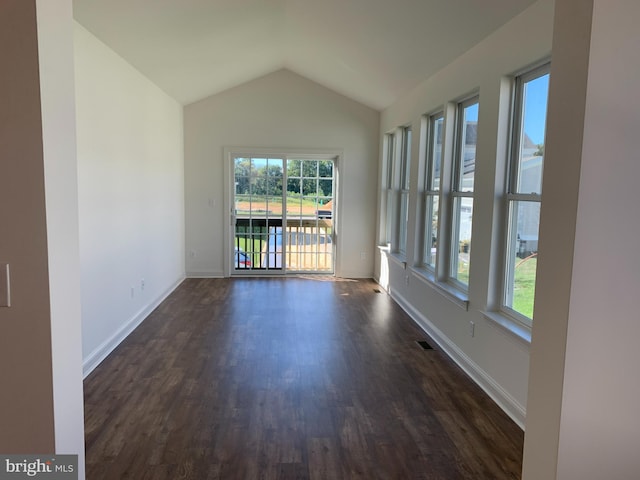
[190, 250, 196, 258]
[141, 279, 145, 291]
[130, 286, 135, 299]
[405, 274, 410, 285]
[360, 251, 366, 261]
[469, 321, 475, 337]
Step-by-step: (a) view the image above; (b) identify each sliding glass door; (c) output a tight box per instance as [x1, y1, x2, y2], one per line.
[232, 155, 335, 274]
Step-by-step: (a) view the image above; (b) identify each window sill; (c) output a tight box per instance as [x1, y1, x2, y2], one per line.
[482, 310, 531, 345]
[378, 245, 407, 269]
[377, 244, 391, 253]
[410, 267, 469, 311]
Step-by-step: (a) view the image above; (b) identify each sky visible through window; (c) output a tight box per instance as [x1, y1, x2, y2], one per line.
[466, 103, 478, 123]
[523, 75, 550, 145]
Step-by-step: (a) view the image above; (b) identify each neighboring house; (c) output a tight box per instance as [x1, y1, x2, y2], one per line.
[518, 153, 543, 256]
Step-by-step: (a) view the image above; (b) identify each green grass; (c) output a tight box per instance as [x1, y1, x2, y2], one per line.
[454, 253, 536, 320]
[512, 256, 537, 319]
[236, 237, 264, 267]
[457, 259, 470, 286]
[235, 195, 327, 215]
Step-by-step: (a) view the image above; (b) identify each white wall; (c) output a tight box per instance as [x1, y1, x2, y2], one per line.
[521, 0, 592, 476]
[74, 23, 185, 375]
[523, 1, 640, 478]
[376, 0, 555, 426]
[553, 0, 640, 478]
[184, 69, 379, 278]
[37, 1, 86, 476]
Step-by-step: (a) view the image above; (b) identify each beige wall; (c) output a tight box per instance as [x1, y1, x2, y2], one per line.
[184, 69, 380, 278]
[0, 0, 55, 453]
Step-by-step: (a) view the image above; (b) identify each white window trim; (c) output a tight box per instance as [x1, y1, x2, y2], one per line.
[396, 126, 412, 257]
[496, 61, 550, 332]
[421, 111, 444, 272]
[408, 103, 472, 310]
[380, 131, 397, 247]
[447, 95, 479, 292]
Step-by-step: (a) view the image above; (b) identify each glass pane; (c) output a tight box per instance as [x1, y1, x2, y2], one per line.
[399, 192, 409, 255]
[287, 178, 301, 196]
[302, 178, 317, 195]
[318, 160, 333, 178]
[451, 197, 473, 285]
[385, 191, 393, 244]
[287, 159, 302, 178]
[504, 201, 540, 319]
[516, 73, 549, 195]
[318, 179, 333, 198]
[235, 194, 251, 216]
[430, 115, 444, 191]
[253, 234, 267, 268]
[267, 157, 283, 172]
[386, 134, 395, 187]
[267, 176, 282, 196]
[235, 176, 250, 195]
[265, 227, 283, 269]
[457, 102, 478, 192]
[424, 194, 439, 268]
[317, 198, 332, 219]
[251, 157, 267, 173]
[302, 160, 317, 178]
[286, 196, 303, 219]
[401, 128, 412, 189]
[234, 157, 250, 176]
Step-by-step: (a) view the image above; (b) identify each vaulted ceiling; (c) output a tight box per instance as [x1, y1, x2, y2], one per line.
[73, 0, 537, 110]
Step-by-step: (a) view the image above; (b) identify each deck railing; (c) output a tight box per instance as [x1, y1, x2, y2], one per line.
[234, 217, 333, 272]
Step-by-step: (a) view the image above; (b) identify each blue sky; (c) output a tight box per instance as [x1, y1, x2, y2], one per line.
[523, 74, 550, 145]
[466, 74, 549, 145]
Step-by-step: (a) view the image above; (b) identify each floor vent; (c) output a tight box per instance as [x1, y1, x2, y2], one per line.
[416, 340, 434, 350]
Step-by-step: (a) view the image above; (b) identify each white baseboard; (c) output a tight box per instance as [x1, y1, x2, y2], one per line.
[82, 275, 185, 378]
[390, 288, 526, 429]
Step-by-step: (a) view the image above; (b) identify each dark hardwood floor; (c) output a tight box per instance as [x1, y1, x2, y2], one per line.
[84, 278, 523, 479]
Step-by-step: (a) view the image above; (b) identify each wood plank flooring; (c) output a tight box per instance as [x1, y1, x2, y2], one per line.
[84, 278, 523, 479]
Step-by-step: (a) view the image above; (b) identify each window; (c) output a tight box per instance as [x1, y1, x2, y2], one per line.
[397, 126, 412, 256]
[502, 64, 550, 324]
[422, 113, 444, 269]
[381, 132, 396, 245]
[449, 98, 478, 288]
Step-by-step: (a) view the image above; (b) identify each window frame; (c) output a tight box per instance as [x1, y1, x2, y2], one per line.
[381, 131, 397, 247]
[500, 63, 550, 327]
[421, 111, 444, 271]
[448, 95, 479, 291]
[396, 126, 412, 257]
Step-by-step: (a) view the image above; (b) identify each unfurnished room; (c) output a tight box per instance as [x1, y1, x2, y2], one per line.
[1, 1, 640, 479]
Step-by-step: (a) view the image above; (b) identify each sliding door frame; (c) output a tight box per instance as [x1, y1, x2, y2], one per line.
[223, 147, 342, 277]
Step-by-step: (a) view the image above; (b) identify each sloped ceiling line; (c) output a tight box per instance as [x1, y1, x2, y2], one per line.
[73, 0, 537, 109]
